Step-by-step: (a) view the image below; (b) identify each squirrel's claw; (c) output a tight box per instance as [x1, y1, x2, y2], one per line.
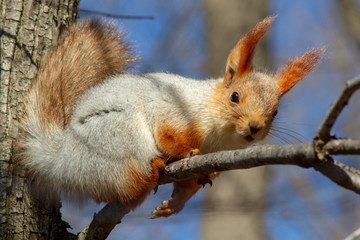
[153, 185, 159, 194]
[150, 200, 184, 219]
[199, 179, 213, 188]
[197, 175, 213, 188]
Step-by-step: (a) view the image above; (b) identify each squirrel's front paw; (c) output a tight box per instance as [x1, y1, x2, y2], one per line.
[150, 199, 185, 218]
[187, 148, 202, 157]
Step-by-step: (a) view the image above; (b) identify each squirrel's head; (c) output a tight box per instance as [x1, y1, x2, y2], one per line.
[212, 16, 324, 145]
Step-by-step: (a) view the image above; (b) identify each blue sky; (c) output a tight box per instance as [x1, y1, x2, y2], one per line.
[60, 1, 360, 239]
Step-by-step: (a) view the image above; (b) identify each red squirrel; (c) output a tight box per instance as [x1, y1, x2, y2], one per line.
[17, 16, 323, 218]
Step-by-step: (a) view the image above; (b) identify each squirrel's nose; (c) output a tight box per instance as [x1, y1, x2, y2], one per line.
[250, 126, 261, 134]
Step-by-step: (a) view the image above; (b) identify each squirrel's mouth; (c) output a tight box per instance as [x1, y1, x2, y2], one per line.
[244, 135, 254, 142]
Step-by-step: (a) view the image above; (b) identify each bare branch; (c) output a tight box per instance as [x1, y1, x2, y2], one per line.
[158, 142, 315, 184]
[345, 226, 360, 240]
[158, 140, 360, 192]
[80, 139, 360, 239]
[324, 139, 360, 155]
[313, 156, 360, 194]
[316, 76, 360, 141]
[78, 203, 130, 240]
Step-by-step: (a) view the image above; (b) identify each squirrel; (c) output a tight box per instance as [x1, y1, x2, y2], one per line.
[16, 16, 324, 218]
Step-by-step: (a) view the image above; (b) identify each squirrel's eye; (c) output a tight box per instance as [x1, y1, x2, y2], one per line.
[273, 109, 278, 118]
[230, 92, 239, 103]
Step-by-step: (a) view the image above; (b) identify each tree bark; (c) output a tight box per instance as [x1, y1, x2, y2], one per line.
[337, 0, 360, 50]
[202, 1, 269, 239]
[0, 1, 78, 239]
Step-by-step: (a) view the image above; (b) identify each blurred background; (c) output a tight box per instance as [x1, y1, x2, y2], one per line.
[61, 0, 360, 239]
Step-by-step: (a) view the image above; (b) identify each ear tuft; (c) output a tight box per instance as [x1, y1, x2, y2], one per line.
[275, 47, 325, 95]
[223, 16, 276, 87]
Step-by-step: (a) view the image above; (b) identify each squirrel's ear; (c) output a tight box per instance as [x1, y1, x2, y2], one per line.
[275, 48, 325, 95]
[223, 16, 276, 87]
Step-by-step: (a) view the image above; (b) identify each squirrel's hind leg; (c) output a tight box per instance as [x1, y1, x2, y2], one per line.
[151, 172, 216, 218]
[151, 149, 216, 218]
[151, 178, 202, 218]
[121, 158, 166, 209]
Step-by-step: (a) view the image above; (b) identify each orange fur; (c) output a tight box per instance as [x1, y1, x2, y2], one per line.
[224, 16, 276, 87]
[28, 19, 136, 129]
[240, 93, 248, 104]
[156, 122, 204, 159]
[113, 158, 165, 209]
[152, 121, 209, 217]
[276, 48, 325, 95]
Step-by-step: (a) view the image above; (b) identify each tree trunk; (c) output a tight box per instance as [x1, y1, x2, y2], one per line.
[0, 1, 78, 239]
[203, 1, 269, 239]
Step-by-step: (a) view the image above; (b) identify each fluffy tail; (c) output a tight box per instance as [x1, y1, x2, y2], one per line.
[28, 19, 136, 128]
[17, 19, 136, 171]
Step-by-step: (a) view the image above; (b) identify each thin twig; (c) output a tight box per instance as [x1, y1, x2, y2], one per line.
[79, 9, 154, 20]
[313, 156, 360, 194]
[344, 226, 360, 240]
[324, 139, 360, 155]
[39, 1, 155, 20]
[316, 75, 360, 142]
